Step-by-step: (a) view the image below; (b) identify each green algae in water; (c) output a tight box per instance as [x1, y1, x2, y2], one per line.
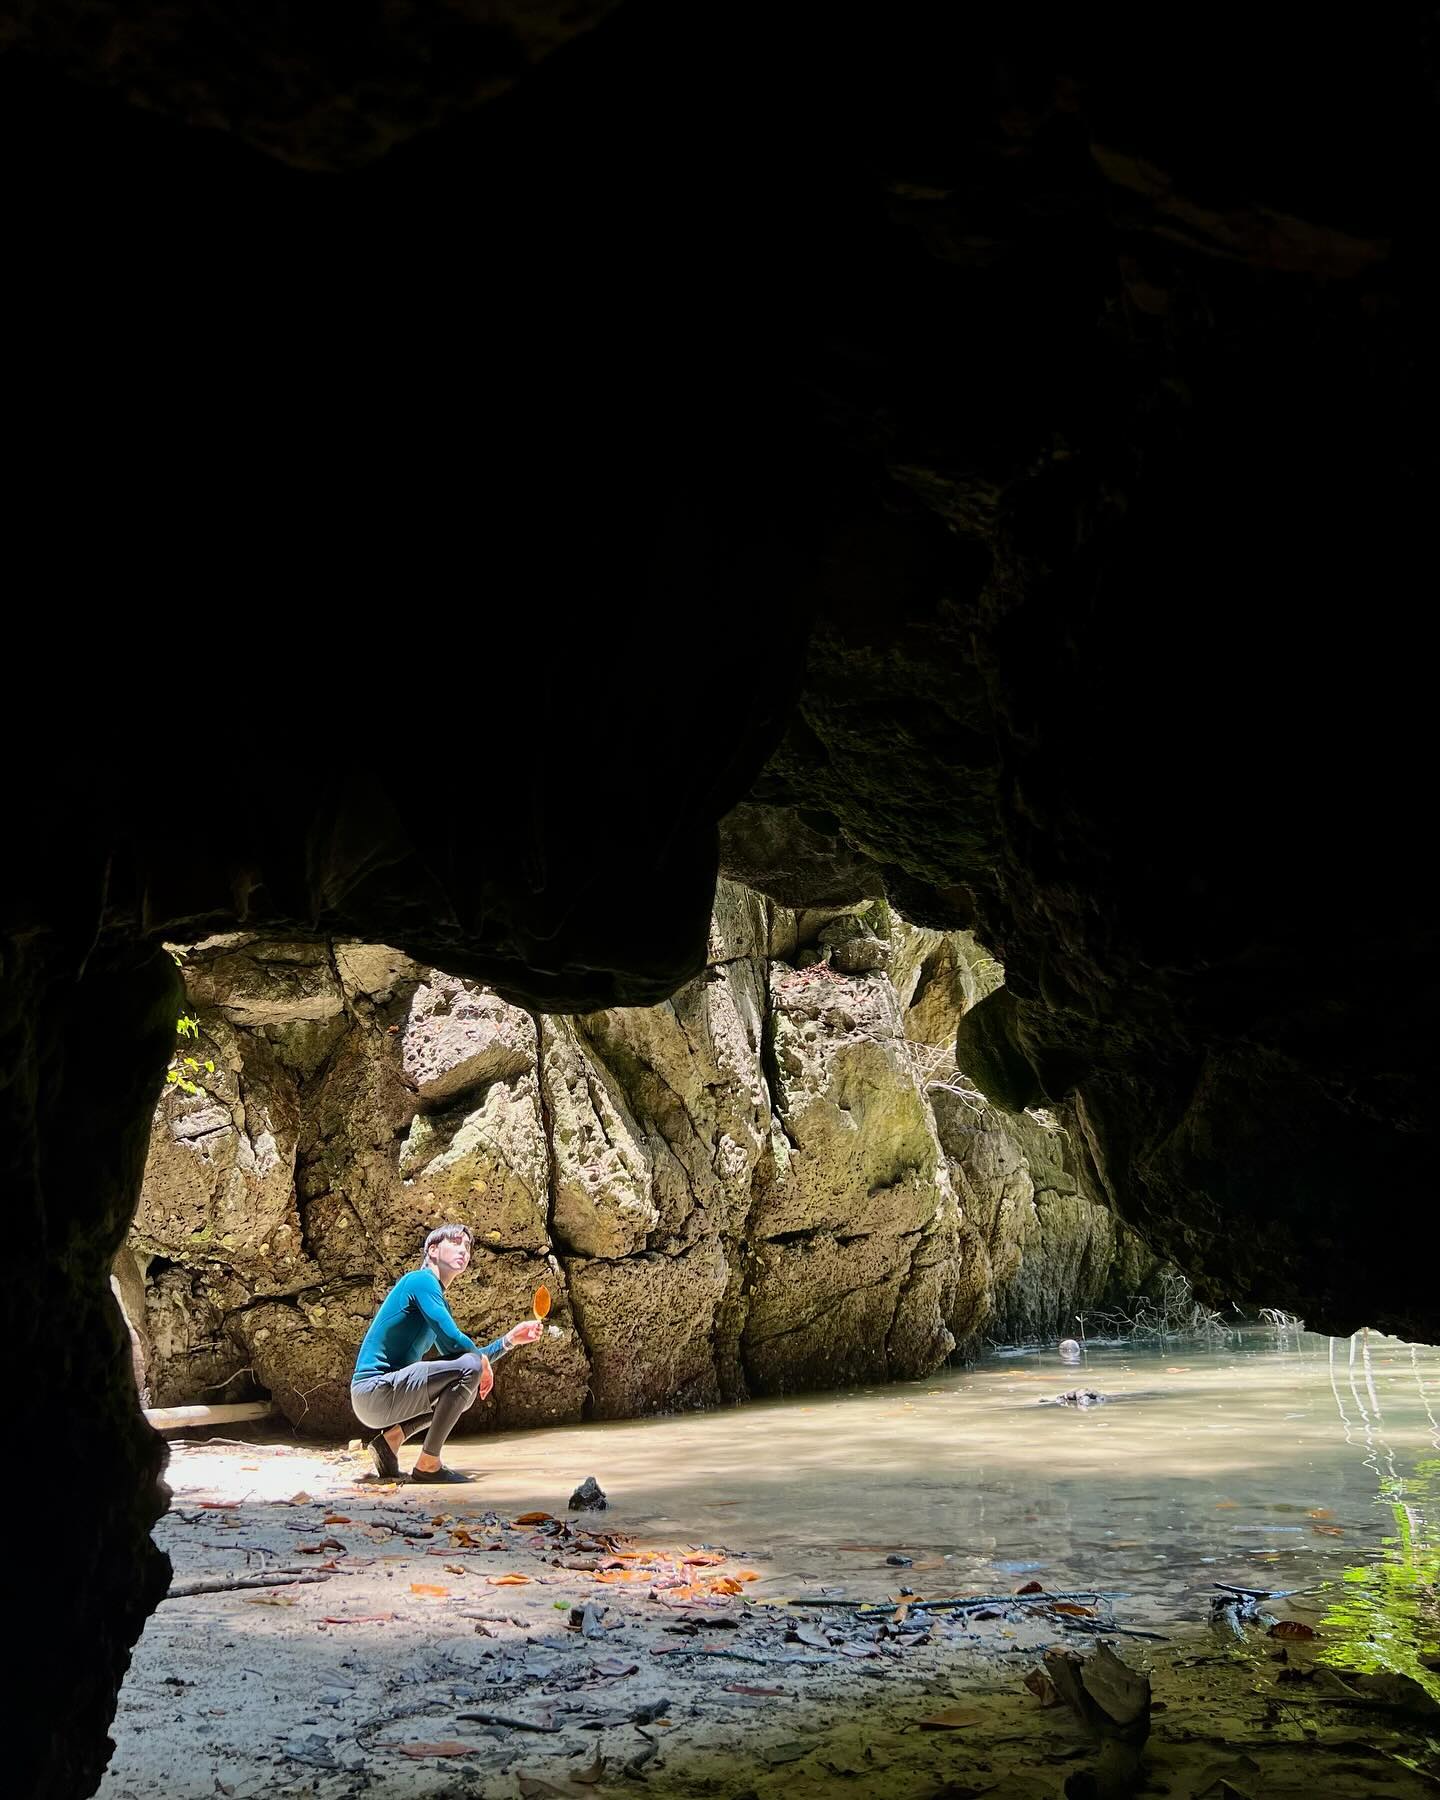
[1320, 1459, 1440, 1701]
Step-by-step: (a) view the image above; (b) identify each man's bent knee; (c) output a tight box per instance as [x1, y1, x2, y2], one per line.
[451, 1351, 487, 1410]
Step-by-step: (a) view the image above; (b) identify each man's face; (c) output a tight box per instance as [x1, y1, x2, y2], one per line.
[432, 1236, 470, 1280]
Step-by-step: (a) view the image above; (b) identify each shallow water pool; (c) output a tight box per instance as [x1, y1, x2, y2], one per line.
[449, 1323, 1438, 1679]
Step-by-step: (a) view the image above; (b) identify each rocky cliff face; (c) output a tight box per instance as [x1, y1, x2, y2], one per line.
[126, 886, 1160, 1433]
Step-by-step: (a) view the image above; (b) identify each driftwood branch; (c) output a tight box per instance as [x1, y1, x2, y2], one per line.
[163, 1571, 335, 1599]
[455, 1710, 561, 1733]
[144, 1401, 275, 1432]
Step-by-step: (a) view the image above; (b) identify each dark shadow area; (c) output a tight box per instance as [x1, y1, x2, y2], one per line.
[3, 7, 1437, 1792]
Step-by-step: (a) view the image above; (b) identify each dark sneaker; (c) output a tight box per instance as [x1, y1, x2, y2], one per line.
[366, 1430, 401, 1479]
[409, 1464, 471, 1484]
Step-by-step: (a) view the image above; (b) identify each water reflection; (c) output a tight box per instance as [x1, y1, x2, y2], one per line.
[1319, 1330, 1440, 1696]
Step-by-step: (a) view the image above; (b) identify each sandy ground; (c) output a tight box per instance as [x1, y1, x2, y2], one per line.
[98, 1433, 1440, 1800]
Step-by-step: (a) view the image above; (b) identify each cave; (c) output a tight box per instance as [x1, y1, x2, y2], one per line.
[1, 5, 1434, 1796]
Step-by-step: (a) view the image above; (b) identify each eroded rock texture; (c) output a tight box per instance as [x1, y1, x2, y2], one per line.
[128, 889, 1159, 1430]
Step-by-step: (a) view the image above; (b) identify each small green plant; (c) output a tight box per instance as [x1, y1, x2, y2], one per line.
[165, 1013, 215, 1098]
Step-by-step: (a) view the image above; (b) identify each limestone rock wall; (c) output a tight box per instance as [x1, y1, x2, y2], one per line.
[127, 888, 1160, 1432]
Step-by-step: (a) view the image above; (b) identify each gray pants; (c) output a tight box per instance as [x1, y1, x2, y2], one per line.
[351, 1352, 489, 1458]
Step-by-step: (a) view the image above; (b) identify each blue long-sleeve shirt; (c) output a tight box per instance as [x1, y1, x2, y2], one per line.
[353, 1269, 508, 1381]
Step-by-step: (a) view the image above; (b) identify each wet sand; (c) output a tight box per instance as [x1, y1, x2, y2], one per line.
[101, 1329, 1440, 1797]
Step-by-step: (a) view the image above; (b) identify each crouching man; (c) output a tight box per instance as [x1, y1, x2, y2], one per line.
[351, 1223, 542, 1484]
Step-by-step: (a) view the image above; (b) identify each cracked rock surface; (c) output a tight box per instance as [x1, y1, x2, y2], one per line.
[127, 887, 1162, 1432]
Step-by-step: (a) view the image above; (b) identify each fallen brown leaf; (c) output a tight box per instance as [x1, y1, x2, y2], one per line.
[489, 1572, 533, 1586]
[323, 1514, 352, 1525]
[397, 1741, 477, 1759]
[1268, 1620, 1317, 1640]
[1024, 1666, 1059, 1707]
[1051, 1602, 1096, 1617]
[1016, 1580, 1045, 1595]
[918, 1707, 985, 1730]
[513, 1512, 553, 1525]
[410, 1583, 449, 1597]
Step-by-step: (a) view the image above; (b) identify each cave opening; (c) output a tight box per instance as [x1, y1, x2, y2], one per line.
[96, 909, 1440, 1800]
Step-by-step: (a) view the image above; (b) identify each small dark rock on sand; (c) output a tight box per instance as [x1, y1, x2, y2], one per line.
[1041, 1389, 1107, 1408]
[570, 1475, 607, 1510]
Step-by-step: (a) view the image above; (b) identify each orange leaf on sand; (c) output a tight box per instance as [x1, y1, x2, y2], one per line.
[451, 1528, 482, 1547]
[398, 1742, 477, 1759]
[513, 1512, 553, 1526]
[324, 1514, 353, 1525]
[1052, 1603, 1096, 1617]
[734, 1571, 760, 1582]
[288, 1492, 313, 1505]
[918, 1708, 984, 1730]
[682, 1552, 725, 1567]
[410, 1583, 449, 1597]
[709, 1578, 744, 1596]
[489, 1573, 533, 1586]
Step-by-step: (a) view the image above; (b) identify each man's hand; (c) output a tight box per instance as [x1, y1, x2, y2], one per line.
[505, 1319, 544, 1348]
[478, 1353, 494, 1400]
